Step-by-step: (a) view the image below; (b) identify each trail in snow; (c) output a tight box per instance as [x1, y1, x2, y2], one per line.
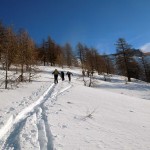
[0, 81, 72, 150]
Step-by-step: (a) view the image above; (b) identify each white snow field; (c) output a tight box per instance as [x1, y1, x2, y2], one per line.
[0, 66, 150, 150]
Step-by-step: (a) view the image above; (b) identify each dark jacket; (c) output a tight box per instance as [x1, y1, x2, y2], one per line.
[66, 71, 73, 76]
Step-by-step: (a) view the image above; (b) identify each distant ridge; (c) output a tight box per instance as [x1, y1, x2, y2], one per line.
[144, 52, 150, 56]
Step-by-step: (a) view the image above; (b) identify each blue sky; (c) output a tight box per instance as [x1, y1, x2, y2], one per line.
[0, 0, 150, 54]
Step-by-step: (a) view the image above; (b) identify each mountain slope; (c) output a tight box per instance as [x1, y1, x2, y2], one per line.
[0, 66, 150, 150]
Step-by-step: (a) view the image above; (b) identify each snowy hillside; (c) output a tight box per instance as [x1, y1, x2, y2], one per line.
[0, 66, 150, 150]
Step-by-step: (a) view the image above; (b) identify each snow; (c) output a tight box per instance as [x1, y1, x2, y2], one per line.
[0, 66, 150, 150]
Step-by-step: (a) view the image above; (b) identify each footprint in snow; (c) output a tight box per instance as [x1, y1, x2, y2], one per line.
[22, 133, 28, 138]
[44, 107, 49, 110]
[67, 101, 73, 104]
[129, 110, 134, 112]
[31, 129, 36, 133]
[62, 125, 67, 129]
[0, 121, 4, 125]
[9, 107, 15, 111]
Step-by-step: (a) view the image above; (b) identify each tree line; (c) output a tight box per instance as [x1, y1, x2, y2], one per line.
[0, 22, 37, 88]
[0, 22, 150, 89]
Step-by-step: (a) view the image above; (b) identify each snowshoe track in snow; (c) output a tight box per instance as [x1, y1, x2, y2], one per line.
[0, 82, 72, 150]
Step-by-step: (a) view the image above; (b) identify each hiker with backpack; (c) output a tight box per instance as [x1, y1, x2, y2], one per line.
[52, 69, 60, 84]
[66, 71, 73, 82]
[60, 71, 65, 81]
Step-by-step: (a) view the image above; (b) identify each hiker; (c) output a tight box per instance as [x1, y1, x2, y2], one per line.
[66, 71, 73, 82]
[60, 71, 65, 81]
[52, 69, 60, 84]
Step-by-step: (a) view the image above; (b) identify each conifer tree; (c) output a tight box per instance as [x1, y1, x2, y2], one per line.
[115, 38, 133, 82]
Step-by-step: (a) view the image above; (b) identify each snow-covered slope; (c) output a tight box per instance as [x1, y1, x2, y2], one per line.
[0, 66, 150, 150]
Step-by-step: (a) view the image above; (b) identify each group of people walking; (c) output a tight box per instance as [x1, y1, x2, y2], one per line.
[52, 69, 73, 84]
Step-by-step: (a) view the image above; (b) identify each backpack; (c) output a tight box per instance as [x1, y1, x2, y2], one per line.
[53, 70, 59, 75]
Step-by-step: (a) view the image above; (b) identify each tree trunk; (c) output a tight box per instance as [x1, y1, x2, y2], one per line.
[5, 51, 8, 89]
[20, 64, 24, 82]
